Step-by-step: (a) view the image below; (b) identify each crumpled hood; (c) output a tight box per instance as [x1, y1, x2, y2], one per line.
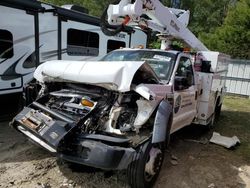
[34, 60, 159, 92]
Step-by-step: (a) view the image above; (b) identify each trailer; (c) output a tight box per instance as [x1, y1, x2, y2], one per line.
[0, 0, 147, 116]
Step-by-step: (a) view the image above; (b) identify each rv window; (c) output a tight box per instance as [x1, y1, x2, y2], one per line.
[67, 29, 99, 56]
[107, 40, 126, 53]
[0, 30, 13, 59]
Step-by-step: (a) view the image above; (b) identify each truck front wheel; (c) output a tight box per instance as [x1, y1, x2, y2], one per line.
[127, 140, 164, 188]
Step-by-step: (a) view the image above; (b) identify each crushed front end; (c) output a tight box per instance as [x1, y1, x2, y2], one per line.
[11, 82, 158, 170]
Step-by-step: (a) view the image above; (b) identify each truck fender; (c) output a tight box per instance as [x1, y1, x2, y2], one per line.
[152, 100, 172, 144]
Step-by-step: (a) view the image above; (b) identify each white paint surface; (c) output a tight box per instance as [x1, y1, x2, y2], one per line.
[34, 60, 147, 92]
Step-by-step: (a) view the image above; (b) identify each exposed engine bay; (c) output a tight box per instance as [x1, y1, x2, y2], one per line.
[40, 83, 155, 133]
[11, 81, 169, 169]
[43, 83, 142, 134]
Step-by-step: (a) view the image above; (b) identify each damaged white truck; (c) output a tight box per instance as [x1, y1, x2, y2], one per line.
[11, 0, 230, 187]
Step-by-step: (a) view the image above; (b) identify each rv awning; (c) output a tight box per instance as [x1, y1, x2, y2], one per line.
[0, 0, 44, 11]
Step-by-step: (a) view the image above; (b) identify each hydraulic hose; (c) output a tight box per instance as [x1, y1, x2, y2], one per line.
[100, 0, 126, 36]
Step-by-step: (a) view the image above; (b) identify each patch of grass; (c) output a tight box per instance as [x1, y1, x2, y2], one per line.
[215, 96, 250, 162]
[223, 96, 250, 112]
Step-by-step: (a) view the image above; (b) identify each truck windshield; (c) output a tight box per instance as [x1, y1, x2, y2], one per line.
[101, 50, 176, 82]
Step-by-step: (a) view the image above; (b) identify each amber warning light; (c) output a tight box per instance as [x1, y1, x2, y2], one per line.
[81, 98, 94, 107]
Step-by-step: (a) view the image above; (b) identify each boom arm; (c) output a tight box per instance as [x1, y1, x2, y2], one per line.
[105, 0, 208, 51]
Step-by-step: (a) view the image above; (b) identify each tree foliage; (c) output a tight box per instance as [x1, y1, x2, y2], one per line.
[201, 0, 250, 59]
[41, 0, 250, 59]
[189, 0, 231, 35]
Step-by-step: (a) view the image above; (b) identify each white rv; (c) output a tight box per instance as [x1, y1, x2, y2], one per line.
[0, 0, 147, 116]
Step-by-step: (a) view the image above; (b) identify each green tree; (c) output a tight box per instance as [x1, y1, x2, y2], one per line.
[188, 0, 231, 36]
[202, 0, 250, 59]
[150, 0, 232, 49]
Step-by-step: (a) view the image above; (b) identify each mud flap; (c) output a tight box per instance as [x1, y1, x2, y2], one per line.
[11, 105, 76, 152]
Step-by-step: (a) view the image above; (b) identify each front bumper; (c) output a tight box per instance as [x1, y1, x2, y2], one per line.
[11, 103, 136, 170]
[59, 139, 135, 170]
[11, 105, 76, 152]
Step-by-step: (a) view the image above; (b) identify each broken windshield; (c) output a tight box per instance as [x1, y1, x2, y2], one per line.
[101, 50, 176, 82]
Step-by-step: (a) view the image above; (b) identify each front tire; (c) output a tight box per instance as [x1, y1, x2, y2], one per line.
[127, 140, 164, 188]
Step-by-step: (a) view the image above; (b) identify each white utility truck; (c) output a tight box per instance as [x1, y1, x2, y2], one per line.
[11, 0, 230, 187]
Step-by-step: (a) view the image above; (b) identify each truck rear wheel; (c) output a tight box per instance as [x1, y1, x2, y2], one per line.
[127, 140, 164, 188]
[208, 99, 222, 129]
[207, 113, 215, 129]
[215, 103, 222, 119]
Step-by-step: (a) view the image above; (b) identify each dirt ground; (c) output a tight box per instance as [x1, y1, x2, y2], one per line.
[0, 96, 250, 188]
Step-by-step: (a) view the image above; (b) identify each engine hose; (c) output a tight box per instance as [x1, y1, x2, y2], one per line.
[100, 0, 125, 36]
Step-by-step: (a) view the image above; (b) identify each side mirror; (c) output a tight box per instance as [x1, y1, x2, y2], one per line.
[174, 76, 189, 90]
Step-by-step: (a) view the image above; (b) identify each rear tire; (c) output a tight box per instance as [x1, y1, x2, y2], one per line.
[207, 99, 222, 129]
[127, 140, 164, 188]
[215, 104, 222, 119]
[207, 113, 215, 130]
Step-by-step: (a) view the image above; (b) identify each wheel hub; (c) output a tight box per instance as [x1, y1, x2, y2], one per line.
[145, 147, 163, 176]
